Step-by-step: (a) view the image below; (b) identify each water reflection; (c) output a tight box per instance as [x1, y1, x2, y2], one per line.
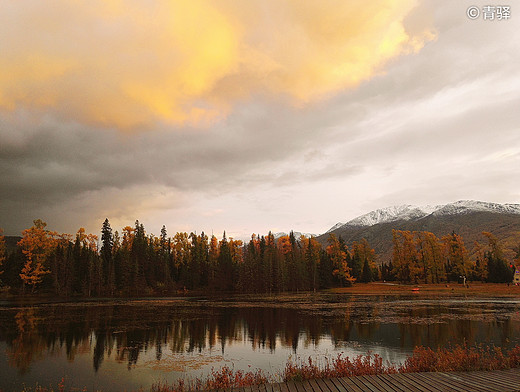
[1, 295, 520, 387]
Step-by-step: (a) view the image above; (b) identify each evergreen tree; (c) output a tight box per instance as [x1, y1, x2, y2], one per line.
[483, 232, 513, 283]
[100, 218, 114, 295]
[360, 257, 373, 283]
[353, 239, 376, 283]
[217, 232, 234, 291]
[131, 221, 148, 294]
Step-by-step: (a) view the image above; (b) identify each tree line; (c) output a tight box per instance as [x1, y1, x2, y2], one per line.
[0, 221, 518, 296]
[383, 229, 518, 284]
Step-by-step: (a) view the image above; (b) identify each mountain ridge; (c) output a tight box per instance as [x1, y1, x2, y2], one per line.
[327, 200, 520, 232]
[320, 200, 520, 265]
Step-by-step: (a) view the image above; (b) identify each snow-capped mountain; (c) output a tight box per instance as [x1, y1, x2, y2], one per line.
[328, 200, 520, 231]
[431, 200, 520, 217]
[273, 231, 316, 239]
[325, 222, 346, 233]
[320, 200, 520, 265]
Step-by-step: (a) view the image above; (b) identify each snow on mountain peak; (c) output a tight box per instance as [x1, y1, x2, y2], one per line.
[432, 200, 520, 216]
[273, 231, 316, 239]
[345, 205, 430, 227]
[327, 200, 520, 231]
[325, 222, 346, 233]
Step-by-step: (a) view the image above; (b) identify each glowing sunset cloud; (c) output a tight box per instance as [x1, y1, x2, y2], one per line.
[0, 0, 435, 129]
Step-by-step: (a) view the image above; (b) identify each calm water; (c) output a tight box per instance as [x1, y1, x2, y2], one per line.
[1, 293, 520, 391]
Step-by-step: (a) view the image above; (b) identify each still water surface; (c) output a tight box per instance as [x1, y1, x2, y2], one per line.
[1, 293, 520, 390]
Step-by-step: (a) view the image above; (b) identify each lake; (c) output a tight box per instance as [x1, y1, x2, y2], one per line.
[1, 293, 520, 391]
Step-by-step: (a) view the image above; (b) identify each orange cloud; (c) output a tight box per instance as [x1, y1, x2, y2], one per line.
[0, 0, 435, 129]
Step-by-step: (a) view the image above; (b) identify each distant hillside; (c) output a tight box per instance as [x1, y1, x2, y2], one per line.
[318, 201, 520, 264]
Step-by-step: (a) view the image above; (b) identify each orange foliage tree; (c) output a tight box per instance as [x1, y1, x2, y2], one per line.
[327, 234, 354, 286]
[17, 219, 57, 293]
[442, 232, 471, 281]
[392, 230, 421, 284]
[415, 231, 445, 283]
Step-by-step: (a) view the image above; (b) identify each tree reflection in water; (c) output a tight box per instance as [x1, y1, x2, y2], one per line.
[1, 296, 520, 375]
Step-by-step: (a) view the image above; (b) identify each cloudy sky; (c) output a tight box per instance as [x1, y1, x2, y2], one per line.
[1, 0, 519, 238]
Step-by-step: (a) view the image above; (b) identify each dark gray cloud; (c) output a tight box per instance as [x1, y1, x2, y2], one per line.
[1, 1, 519, 237]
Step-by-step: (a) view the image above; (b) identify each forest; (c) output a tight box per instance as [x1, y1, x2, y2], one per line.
[0, 219, 518, 297]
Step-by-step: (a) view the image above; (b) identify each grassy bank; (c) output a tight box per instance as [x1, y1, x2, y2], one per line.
[3, 282, 519, 305]
[329, 282, 520, 297]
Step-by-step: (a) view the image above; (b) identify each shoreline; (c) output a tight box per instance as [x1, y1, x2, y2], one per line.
[1, 282, 520, 306]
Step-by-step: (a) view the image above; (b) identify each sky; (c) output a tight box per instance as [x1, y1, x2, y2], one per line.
[1, 0, 519, 239]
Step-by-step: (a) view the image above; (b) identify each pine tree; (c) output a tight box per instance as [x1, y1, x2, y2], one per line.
[208, 235, 219, 288]
[101, 219, 114, 295]
[353, 239, 376, 283]
[217, 232, 234, 291]
[360, 257, 373, 283]
[483, 232, 513, 283]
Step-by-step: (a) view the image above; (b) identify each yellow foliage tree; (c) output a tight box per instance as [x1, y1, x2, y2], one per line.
[392, 230, 421, 284]
[229, 237, 243, 265]
[327, 234, 354, 286]
[416, 231, 445, 283]
[442, 232, 471, 281]
[17, 219, 56, 293]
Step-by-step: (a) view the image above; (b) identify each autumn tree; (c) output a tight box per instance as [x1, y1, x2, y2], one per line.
[416, 231, 445, 283]
[18, 219, 56, 293]
[442, 232, 471, 282]
[392, 230, 421, 283]
[327, 234, 354, 286]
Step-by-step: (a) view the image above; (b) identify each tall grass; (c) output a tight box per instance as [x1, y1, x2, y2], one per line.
[283, 344, 520, 382]
[151, 365, 268, 392]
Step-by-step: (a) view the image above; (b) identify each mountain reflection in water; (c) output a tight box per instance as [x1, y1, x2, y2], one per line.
[1, 295, 520, 390]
